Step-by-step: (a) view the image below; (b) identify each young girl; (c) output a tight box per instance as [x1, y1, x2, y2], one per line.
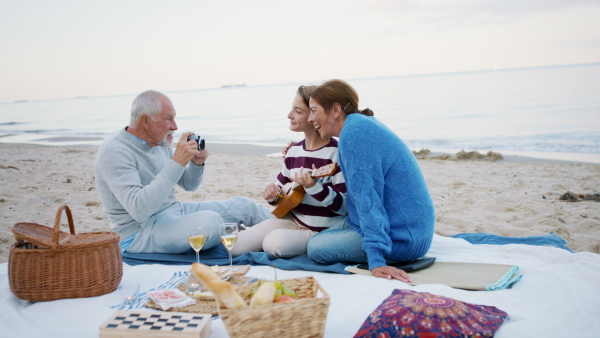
[231, 85, 347, 258]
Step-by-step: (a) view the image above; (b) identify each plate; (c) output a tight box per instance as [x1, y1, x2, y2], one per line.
[148, 289, 187, 303]
[193, 291, 215, 301]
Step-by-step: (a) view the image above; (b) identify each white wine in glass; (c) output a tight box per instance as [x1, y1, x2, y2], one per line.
[221, 234, 237, 251]
[219, 222, 239, 272]
[188, 226, 208, 264]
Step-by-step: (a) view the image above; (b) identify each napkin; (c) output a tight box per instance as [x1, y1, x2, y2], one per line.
[153, 295, 196, 310]
[148, 289, 197, 311]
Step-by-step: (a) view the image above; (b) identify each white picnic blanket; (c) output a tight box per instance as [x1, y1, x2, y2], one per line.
[1, 235, 599, 337]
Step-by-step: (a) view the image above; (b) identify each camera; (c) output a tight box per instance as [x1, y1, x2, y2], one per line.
[187, 134, 205, 151]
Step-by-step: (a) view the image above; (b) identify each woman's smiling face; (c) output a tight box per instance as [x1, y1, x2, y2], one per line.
[308, 98, 341, 138]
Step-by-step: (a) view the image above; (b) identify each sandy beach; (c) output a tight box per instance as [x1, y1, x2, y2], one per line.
[1, 142, 599, 264]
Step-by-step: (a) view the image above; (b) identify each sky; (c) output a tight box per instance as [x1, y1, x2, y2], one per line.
[1, 0, 599, 103]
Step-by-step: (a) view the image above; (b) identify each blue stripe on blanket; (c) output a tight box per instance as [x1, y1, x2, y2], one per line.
[121, 232, 573, 271]
[450, 232, 574, 252]
[121, 245, 351, 274]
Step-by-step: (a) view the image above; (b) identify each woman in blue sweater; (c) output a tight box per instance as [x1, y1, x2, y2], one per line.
[306, 79, 435, 282]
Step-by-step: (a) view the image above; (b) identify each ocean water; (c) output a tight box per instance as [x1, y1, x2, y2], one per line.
[1, 63, 599, 162]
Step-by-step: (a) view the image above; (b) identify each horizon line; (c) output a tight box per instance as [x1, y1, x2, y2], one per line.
[3, 61, 599, 104]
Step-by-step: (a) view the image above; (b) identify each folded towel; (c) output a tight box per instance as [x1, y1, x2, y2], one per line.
[486, 265, 523, 291]
[410, 262, 522, 291]
[346, 262, 522, 291]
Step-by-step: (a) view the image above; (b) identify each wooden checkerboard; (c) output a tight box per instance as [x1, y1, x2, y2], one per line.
[99, 310, 210, 337]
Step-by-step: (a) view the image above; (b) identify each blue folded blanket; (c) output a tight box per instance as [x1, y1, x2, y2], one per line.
[121, 232, 573, 271]
[450, 232, 574, 252]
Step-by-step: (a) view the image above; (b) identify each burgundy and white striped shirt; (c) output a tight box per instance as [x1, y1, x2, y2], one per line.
[272, 138, 347, 231]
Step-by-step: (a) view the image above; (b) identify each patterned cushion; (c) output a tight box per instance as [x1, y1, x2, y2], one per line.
[354, 289, 508, 338]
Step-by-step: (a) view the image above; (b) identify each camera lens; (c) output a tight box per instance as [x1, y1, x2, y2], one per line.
[186, 134, 204, 150]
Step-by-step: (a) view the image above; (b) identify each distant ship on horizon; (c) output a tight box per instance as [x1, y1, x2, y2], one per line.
[221, 83, 246, 88]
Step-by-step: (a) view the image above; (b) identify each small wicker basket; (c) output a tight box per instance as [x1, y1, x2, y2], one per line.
[218, 276, 330, 338]
[8, 205, 122, 302]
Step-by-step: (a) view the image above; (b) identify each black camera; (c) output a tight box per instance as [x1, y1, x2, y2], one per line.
[187, 134, 205, 151]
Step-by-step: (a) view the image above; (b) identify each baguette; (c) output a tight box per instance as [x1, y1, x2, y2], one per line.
[249, 281, 276, 306]
[191, 263, 247, 309]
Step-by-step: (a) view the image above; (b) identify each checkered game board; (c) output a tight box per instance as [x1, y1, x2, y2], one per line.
[99, 310, 210, 338]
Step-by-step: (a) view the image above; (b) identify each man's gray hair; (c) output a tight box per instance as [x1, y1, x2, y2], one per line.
[130, 90, 170, 127]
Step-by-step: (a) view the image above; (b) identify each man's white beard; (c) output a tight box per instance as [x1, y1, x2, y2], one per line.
[158, 132, 174, 147]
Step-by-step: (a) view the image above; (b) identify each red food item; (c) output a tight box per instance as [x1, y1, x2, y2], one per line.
[274, 295, 295, 303]
[151, 289, 185, 300]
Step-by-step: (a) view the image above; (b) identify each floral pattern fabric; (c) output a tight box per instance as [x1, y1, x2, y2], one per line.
[354, 289, 508, 338]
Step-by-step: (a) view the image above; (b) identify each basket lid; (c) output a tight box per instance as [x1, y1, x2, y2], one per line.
[12, 205, 78, 248]
[13, 222, 120, 249]
[58, 231, 120, 248]
[12, 222, 70, 248]
[12, 205, 119, 250]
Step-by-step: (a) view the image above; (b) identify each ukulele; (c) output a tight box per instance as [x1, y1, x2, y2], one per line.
[271, 162, 339, 219]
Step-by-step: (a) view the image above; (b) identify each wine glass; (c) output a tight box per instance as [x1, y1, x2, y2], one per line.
[188, 226, 208, 264]
[219, 222, 239, 272]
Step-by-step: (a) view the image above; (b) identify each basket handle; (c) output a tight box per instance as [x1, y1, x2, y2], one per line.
[50, 205, 76, 256]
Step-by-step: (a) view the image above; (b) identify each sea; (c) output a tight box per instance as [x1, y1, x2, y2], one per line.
[1, 63, 599, 163]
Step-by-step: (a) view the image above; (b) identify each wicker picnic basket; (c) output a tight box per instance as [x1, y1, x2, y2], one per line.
[8, 204, 122, 302]
[218, 276, 330, 338]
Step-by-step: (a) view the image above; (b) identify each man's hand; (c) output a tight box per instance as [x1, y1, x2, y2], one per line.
[172, 132, 199, 167]
[371, 265, 413, 283]
[191, 149, 208, 166]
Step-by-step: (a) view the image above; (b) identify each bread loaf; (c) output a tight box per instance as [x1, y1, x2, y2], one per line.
[191, 263, 247, 309]
[249, 281, 276, 306]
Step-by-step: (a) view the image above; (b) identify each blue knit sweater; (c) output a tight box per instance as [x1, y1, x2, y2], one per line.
[339, 113, 435, 269]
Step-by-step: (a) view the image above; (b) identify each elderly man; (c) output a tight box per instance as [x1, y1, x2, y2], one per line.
[94, 90, 272, 254]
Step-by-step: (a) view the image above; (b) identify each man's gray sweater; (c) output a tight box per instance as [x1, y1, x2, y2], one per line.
[94, 128, 204, 240]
